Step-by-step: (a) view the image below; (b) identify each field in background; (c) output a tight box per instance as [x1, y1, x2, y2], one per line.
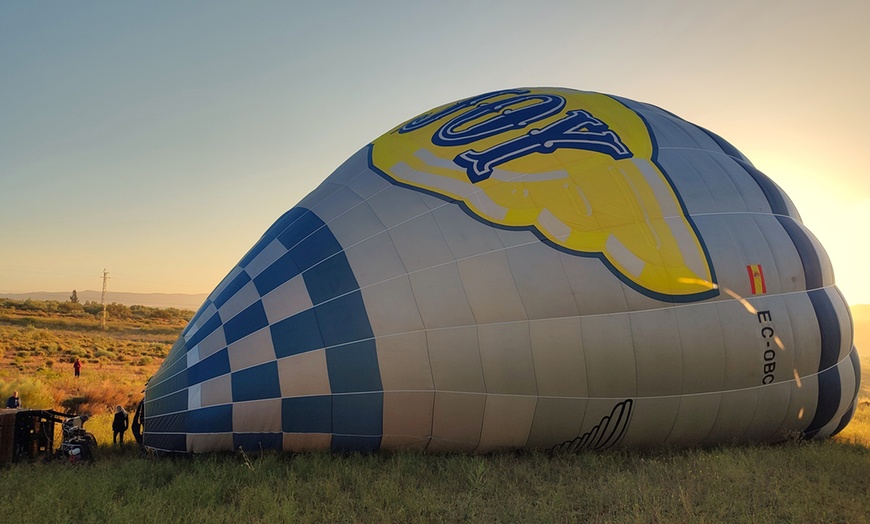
[0, 298, 191, 415]
[0, 300, 867, 522]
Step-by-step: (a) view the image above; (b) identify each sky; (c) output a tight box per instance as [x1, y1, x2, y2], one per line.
[1, 1, 868, 304]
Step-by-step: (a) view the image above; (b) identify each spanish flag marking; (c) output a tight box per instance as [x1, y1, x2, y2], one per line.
[747, 264, 766, 295]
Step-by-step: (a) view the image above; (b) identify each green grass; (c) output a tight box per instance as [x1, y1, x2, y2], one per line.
[1, 426, 869, 523]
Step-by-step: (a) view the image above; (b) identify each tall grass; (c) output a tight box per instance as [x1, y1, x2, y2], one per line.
[1, 423, 868, 524]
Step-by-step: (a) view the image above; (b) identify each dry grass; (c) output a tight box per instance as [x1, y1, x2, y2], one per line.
[0, 303, 188, 414]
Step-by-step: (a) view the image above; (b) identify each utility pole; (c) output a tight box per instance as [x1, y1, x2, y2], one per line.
[100, 268, 110, 330]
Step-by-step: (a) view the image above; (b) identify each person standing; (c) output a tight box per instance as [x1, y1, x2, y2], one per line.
[74, 358, 82, 378]
[5, 391, 20, 409]
[112, 405, 129, 445]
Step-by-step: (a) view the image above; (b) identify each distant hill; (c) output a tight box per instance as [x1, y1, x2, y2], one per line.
[0, 290, 207, 311]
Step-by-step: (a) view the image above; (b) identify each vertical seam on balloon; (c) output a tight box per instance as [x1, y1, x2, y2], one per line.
[803, 288, 843, 438]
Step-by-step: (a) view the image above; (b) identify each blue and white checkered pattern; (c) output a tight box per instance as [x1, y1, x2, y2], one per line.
[144, 207, 383, 453]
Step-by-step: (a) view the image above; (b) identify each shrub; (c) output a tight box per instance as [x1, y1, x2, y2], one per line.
[0, 377, 55, 409]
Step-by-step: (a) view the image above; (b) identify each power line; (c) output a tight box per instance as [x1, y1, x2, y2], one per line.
[100, 268, 110, 330]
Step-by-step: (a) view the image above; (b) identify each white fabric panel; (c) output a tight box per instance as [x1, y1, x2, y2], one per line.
[665, 394, 721, 446]
[360, 275, 424, 336]
[233, 399, 282, 432]
[704, 389, 758, 444]
[478, 322, 536, 395]
[326, 201, 387, 249]
[529, 317, 587, 398]
[432, 203, 506, 259]
[561, 253, 630, 316]
[367, 184, 432, 229]
[476, 395, 537, 452]
[506, 243, 579, 320]
[409, 263, 476, 329]
[580, 313, 636, 397]
[295, 181, 343, 213]
[742, 381, 792, 442]
[311, 185, 364, 224]
[347, 167, 391, 201]
[783, 293, 823, 381]
[525, 398, 587, 449]
[375, 332, 433, 391]
[677, 303, 726, 394]
[276, 349, 330, 397]
[630, 308, 683, 397]
[619, 397, 679, 448]
[227, 328, 275, 372]
[389, 212, 455, 273]
[261, 274, 312, 325]
[218, 281, 261, 323]
[322, 148, 369, 185]
[457, 251, 527, 324]
[243, 239, 287, 277]
[426, 326, 484, 393]
[343, 231, 407, 288]
[195, 326, 227, 362]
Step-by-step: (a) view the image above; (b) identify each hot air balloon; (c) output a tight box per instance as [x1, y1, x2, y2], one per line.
[143, 87, 860, 454]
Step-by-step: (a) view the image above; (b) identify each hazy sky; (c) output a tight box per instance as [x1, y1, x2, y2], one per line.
[2, 1, 869, 304]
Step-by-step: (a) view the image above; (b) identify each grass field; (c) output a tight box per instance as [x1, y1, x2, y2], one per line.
[1, 301, 868, 523]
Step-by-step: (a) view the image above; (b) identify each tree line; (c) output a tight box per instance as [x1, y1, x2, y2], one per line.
[0, 297, 194, 322]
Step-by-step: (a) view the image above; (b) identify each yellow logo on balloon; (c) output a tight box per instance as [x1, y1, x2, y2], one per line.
[370, 88, 715, 300]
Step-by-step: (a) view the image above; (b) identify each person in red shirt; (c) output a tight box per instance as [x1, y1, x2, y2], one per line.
[74, 358, 82, 378]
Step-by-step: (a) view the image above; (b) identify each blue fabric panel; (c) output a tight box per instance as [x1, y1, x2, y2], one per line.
[738, 159, 788, 216]
[146, 389, 188, 417]
[144, 412, 186, 434]
[290, 226, 342, 273]
[143, 432, 186, 452]
[187, 405, 234, 433]
[146, 369, 189, 400]
[277, 211, 324, 250]
[832, 401, 857, 437]
[231, 361, 281, 402]
[331, 435, 382, 453]
[188, 348, 231, 385]
[253, 250, 301, 296]
[233, 433, 283, 452]
[239, 208, 307, 267]
[777, 216, 823, 290]
[332, 392, 383, 436]
[213, 271, 252, 309]
[303, 252, 360, 305]
[315, 292, 373, 347]
[830, 347, 862, 437]
[698, 126, 746, 162]
[803, 365, 841, 438]
[262, 207, 308, 244]
[808, 289, 841, 372]
[150, 345, 188, 385]
[186, 311, 223, 349]
[326, 340, 383, 394]
[163, 335, 190, 366]
[223, 300, 268, 345]
[271, 309, 323, 358]
[183, 300, 213, 339]
[282, 396, 332, 433]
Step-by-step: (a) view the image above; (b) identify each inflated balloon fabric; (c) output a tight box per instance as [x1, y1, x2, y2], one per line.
[144, 88, 860, 453]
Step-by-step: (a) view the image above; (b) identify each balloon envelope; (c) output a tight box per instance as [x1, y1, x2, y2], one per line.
[143, 88, 860, 453]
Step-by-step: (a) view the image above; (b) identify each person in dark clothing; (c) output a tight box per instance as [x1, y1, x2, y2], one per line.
[5, 391, 20, 409]
[112, 405, 129, 445]
[73, 358, 82, 378]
